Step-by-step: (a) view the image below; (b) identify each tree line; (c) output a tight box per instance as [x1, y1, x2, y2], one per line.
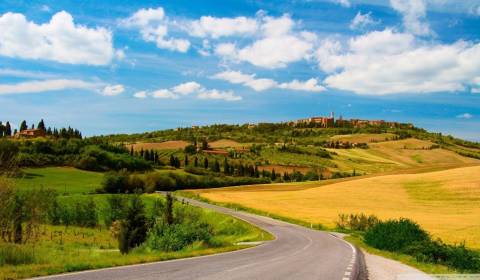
[0, 119, 82, 139]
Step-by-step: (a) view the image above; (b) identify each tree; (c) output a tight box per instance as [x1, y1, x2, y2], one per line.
[37, 119, 46, 132]
[201, 138, 209, 150]
[203, 157, 209, 169]
[184, 155, 189, 167]
[19, 120, 27, 132]
[271, 169, 277, 181]
[165, 193, 174, 225]
[169, 155, 175, 167]
[213, 159, 220, 172]
[194, 157, 198, 167]
[5, 122, 11, 137]
[118, 195, 148, 254]
[223, 158, 229, 175]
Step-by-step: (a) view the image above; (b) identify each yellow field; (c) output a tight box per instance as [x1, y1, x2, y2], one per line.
[193, 165, 480, 249]
[209, 139, 248, 148]
[128, 140, 190, 151]
[330, 133, 396, 143]
[328, 138, 479, 174]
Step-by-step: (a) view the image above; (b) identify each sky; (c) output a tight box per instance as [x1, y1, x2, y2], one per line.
[0, 0, 479, 140]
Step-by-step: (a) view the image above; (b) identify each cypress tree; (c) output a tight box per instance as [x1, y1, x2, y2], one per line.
[37, 119, 46, 131]
[204, 157, 209, 169]
[223, 158, 229, 175]
[118, 195, 148, 254]
[184, 155, 189, 167]
[5, 122, 11, 136]
[19, 120, 27, 132]
[271, 169, 276, 181]
[169, 155, 175, 167]
[214, 159, 220, 172]
[194, 156, 198, 167]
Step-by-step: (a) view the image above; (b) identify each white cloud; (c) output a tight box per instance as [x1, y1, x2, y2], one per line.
[0, 68, 56, 79]
[333, 0, 351, 8]
[152, 89, 179, 99]
[213, 70, 325, 92]
[350, 12, 379, 30]
[133, 91, 147, 98]
[457, 113, 473, 119]
[214, 14, 315, 69]
[188, 16, 257, 38]
[0, 11, 115, 65]
[0, 79, 99, 95]
[171, 81, 202, 95]
[316, 29, 480, 95]
[390, 0, 432, 36]
[102, 84, 125, 96]
[121, 7, 190, 53]
[197, 89, 242, 101]
[278, 79, 325, 92]
[212, 71, 276, 91]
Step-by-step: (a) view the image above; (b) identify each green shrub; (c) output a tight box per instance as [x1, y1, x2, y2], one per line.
[364, 218, 429, 252]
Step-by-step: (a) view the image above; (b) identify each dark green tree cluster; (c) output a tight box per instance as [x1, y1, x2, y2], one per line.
[0, 121, 13, 137]
[131, 148, 160, 165]
[169, 155, 181, 168]
[12, 119, 82, 139]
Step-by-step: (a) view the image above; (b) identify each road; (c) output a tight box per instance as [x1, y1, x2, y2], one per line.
[35, 196, 366, 280]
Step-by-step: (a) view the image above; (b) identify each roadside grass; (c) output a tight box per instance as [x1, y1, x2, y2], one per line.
[15, 167, 103, 194]
[190, 165, 480, 249]
[0, 194, 272, 279]
[344, 234, 454, 275]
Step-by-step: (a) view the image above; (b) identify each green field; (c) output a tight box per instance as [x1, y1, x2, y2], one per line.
[15, 167, 103, 194]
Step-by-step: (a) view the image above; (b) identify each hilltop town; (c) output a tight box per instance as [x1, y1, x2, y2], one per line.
[289, 112, 413, 129]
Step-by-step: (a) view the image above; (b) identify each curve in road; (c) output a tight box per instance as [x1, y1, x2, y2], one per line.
[34, 196, 366, 280]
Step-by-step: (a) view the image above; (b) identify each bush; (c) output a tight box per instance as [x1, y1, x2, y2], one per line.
[336, 213, 379, 231]
[364, 218, 429, 252]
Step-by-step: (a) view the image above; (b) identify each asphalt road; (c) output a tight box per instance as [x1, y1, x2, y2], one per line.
[35, 196, 365, 280]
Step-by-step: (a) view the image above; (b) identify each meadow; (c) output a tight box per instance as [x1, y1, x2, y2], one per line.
[191, 165, 480, 249]
[15, 167, 103, 194]
[0, 193, 272, 279]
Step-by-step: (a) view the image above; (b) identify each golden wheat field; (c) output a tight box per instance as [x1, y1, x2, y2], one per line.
[193, 165, 480, 249]
[330, 133, 397, 143]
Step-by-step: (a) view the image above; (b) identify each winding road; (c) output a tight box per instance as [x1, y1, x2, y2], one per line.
[35, 196, 366, 280]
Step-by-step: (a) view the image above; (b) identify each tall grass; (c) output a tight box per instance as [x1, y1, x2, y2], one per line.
[0, 244, 37, 265]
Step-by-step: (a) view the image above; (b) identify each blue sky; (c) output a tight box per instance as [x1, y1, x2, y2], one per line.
[0, 0, 479, 140]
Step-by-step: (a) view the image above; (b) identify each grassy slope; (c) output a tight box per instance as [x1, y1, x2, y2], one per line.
[15, 167, 103, 194]
[0, 194, 272, 279]
[192, 165, 480, 249]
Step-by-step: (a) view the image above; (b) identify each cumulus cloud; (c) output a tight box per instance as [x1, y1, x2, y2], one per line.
[187, 16, 257, 38]
[212, 70, 325, 92]
[457, 113, 473, 119]
[316, 29, 480, 95]
[350, 12, 379, 30]
[133, 91, 147, 98]
[102, 84, 125, 96]
[171, 81, 202, 95]
[121, 7, 190, 52]
[214, 14, 316, 69]
[138, 81, 242, 101]
[390, 0, 432, 36]
[152, 89, 179, 99]
[0, 79, 99, 95]
[0, 11, 115, 65]
[278, 79, 325, 92]
[197, 89, 242, 101]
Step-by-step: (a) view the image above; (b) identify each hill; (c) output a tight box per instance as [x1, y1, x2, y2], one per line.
[192, 165, 480, 249]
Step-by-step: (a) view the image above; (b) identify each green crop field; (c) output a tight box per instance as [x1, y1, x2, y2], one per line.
[15, 167, 103, 194]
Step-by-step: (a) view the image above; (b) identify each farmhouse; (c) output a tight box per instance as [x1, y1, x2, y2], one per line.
[15, 129, 46, 138]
